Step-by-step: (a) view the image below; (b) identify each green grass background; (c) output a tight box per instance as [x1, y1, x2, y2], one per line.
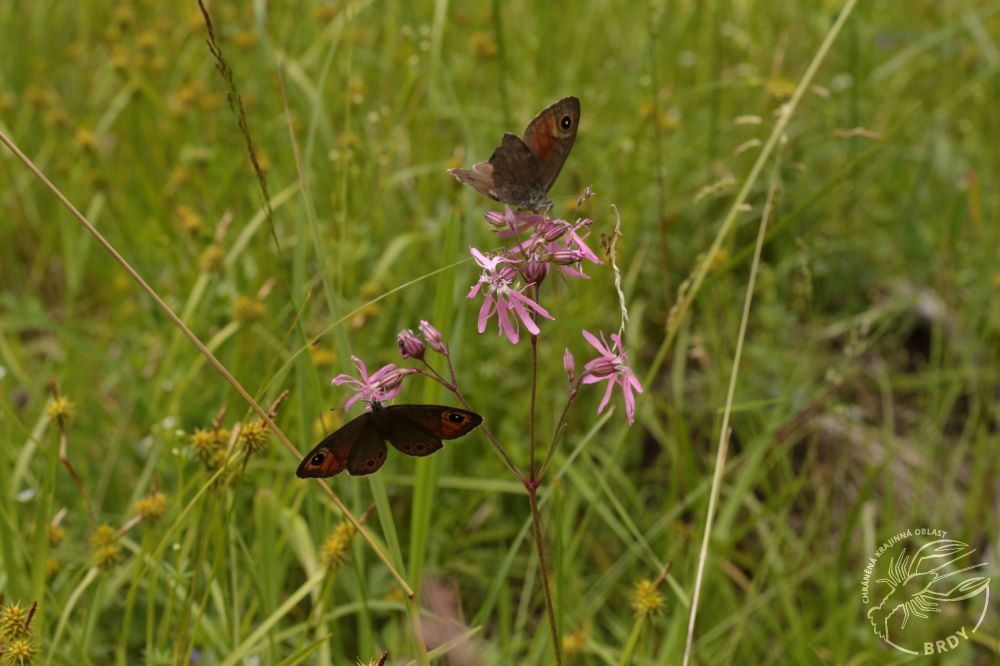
[2, 0, 999, 663]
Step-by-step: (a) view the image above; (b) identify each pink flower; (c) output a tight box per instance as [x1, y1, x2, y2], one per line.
[332, 356, 416, 411]
[467, 247, 553, 344]
[580, 330, 643, 424]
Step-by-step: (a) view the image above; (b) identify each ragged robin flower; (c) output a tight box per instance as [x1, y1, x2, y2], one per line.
[332, 356, 416, 411]
[580, 330, 644, 425]
[467, 247, 553, 344]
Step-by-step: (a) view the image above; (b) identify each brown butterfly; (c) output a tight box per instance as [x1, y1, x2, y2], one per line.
[296, 401, 483, 478]
[449, 96, 580, 211]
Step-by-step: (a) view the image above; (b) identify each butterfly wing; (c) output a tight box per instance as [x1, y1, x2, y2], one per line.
[522, 96, 580, 193]
[450, 133, 549, 210]
[381, 405, 483, 457]
[297, 412, 375, 478]
[345, 430, 388, 476]
[448, 161, 496, 200]
[488, 133, 549, 210]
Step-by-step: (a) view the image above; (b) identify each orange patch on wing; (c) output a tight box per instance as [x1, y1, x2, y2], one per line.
[525, 120, 556, 163]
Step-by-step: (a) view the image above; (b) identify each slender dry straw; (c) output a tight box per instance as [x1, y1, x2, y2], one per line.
[0, 128, 414, 599]
[680, 2, 862, 658]
[681, 154, 780, 664]
[643, 0, 861, 393]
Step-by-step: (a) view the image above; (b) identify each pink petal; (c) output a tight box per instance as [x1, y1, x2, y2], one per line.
[622, 381, 636, 424]
[380, 384, 403, 401]
[477, 295, 493, 333]
[571, 230, 602, 264]
[610, 333, 624, 352]
[343, 393, 363, 411]
[350, 355, 369, 381]
[468, 282, 482, 298]
[558, 265, 589, 280]
[628, 372, 644, 393]
[582, 330, 611, 356]
[509, 290, 553, 320]
[331, 373, 359, 386]
[497, 301, 518, 343]
[511, 300, 541, 336]
[469, 246, 490, 268]
[597, 378, 615, 414]
[367, 363, 398, 384]
[581, 374, 604, 384]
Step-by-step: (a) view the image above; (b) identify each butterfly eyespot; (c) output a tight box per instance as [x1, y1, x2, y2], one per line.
[367, 460, 375, 468]
[447, 412, 466, 424]
[310, 453, 325, 466]
[560, 115, 572, 130]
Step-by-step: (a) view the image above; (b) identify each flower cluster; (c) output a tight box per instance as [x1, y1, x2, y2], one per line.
[467, 211, 600, 344]
[0, 600, 38, 665]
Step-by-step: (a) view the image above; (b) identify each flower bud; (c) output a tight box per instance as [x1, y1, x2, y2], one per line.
[498, 264, 519, 281]
[563, 348, 575, 383]
[539, 220, 569, 243]
[523, 257, 549, 285]
[419, 320, 447, 354]
[549, 249, 586, 265]
[396, 329, 425, 360]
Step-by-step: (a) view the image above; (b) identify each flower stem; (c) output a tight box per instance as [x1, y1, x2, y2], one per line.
[529, 332, 539, 477]
[538, 377, 582, 480]
[528, 483, 562, 665]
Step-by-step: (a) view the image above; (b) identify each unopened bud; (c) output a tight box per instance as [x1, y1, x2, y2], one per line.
[539, 220, 569, 243]
[419, 320, 448, 354]
[563, 348, 575, 382]
[396, 329, 425, 360]
[523, 257, 549, 284]
[549, 249, 586, 265]
[498, 264, 519, 281]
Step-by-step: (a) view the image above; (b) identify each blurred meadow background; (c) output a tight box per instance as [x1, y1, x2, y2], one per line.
[2, 0, 1000, 663]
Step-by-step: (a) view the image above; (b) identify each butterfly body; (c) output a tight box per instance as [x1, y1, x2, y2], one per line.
[450, 97, 580, 211]
[297, 402, 483, 478]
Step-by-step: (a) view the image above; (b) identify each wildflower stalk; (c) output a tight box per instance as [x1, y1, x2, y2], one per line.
[525, 284, 562, 665]
[538, 376, 584, 480]
[526, 481, 562, 666]
[528, 331, 539, 476]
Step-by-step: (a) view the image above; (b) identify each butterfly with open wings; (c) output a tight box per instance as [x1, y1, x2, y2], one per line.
[296, 401, 483, 478]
